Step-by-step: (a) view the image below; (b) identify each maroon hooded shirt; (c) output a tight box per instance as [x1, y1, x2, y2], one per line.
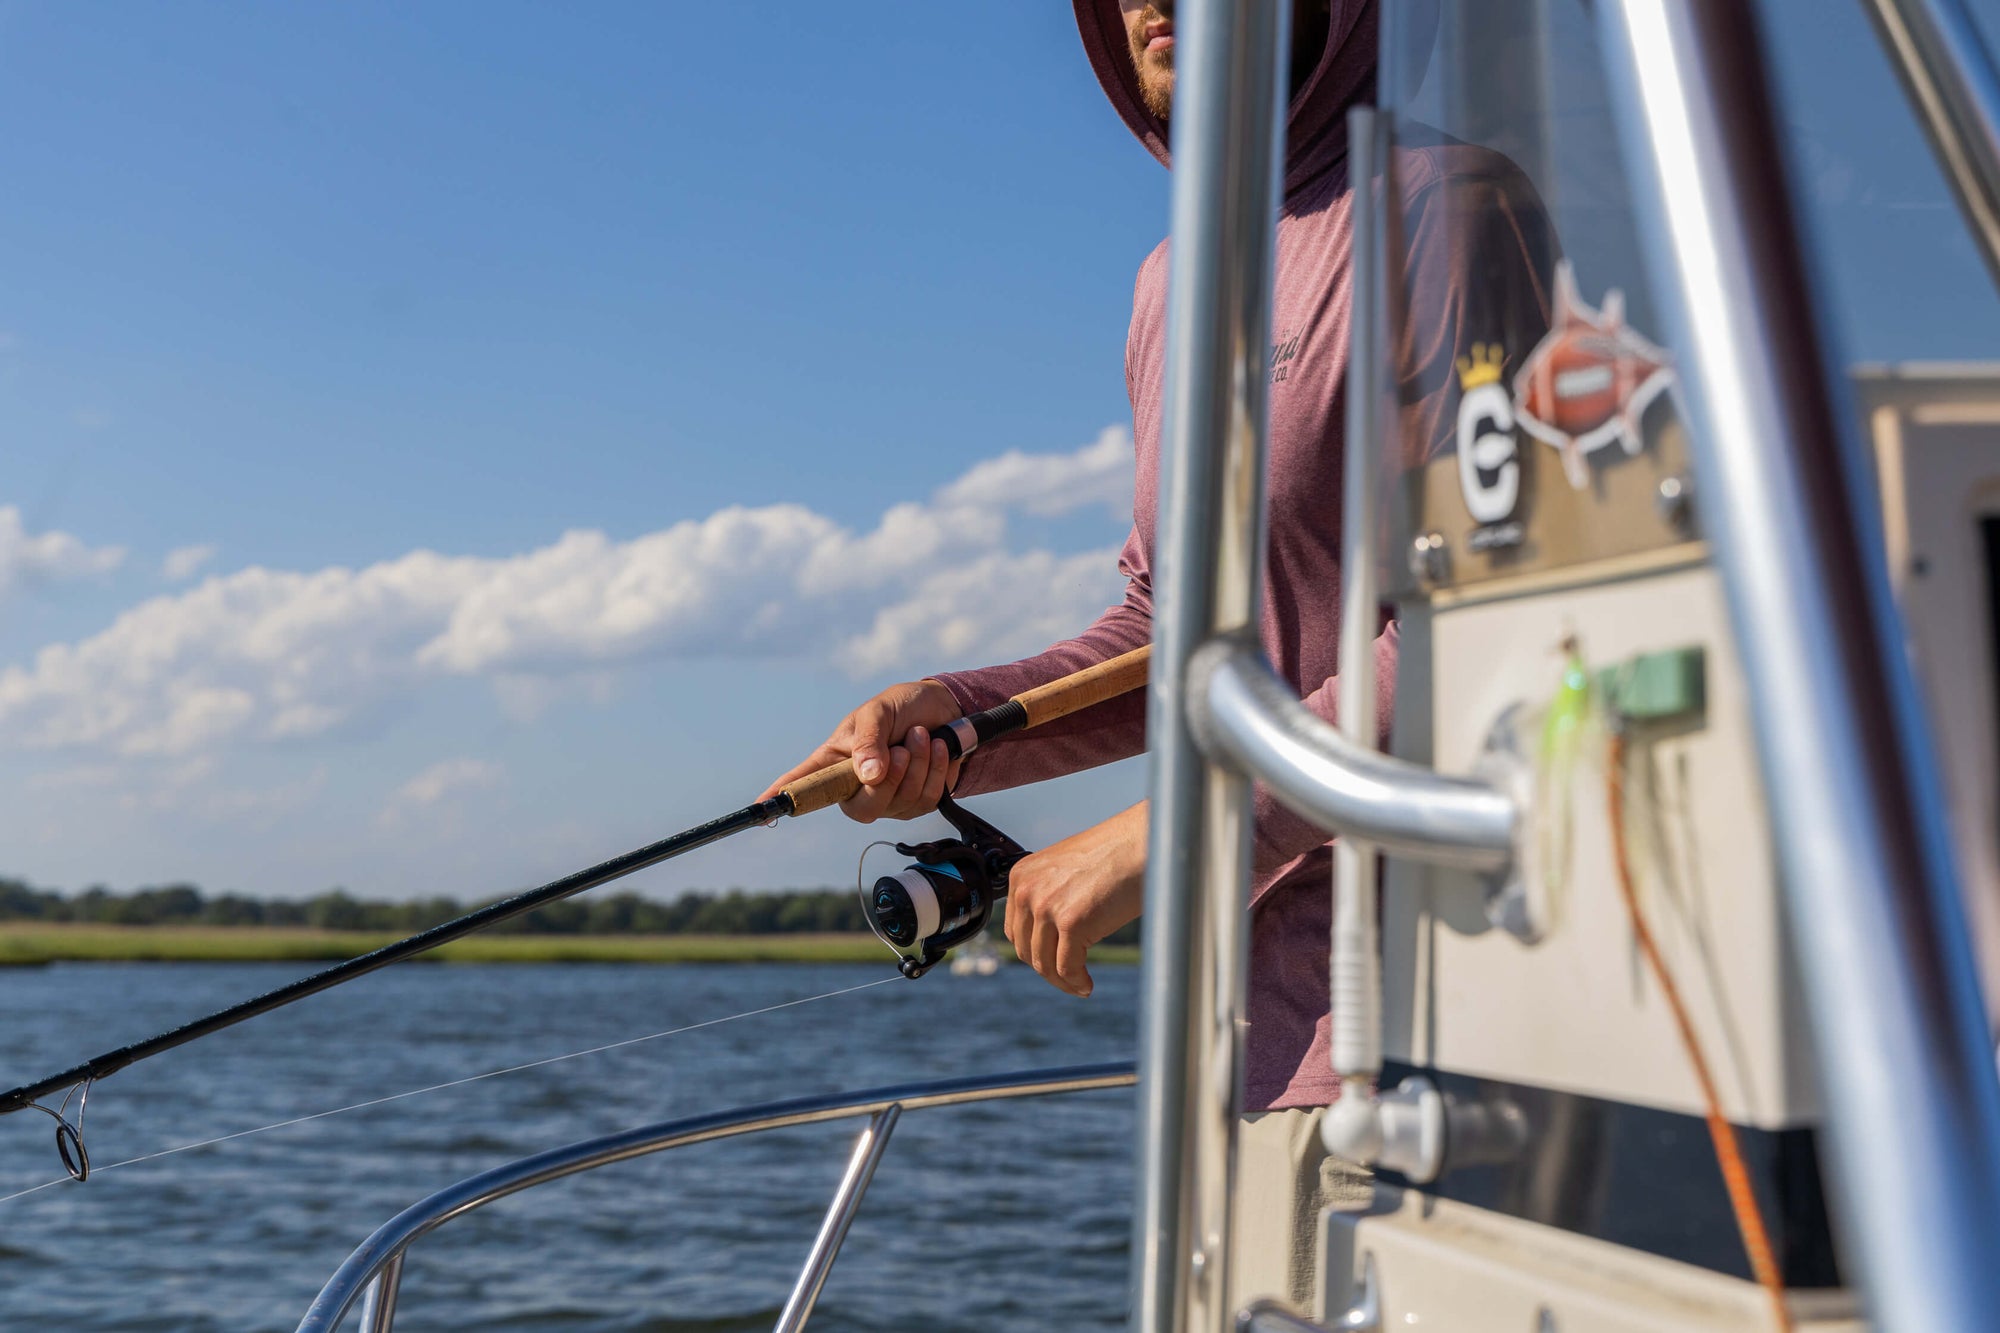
[935, 1, 1555, 1110]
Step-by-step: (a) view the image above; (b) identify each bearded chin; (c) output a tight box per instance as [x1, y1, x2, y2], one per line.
[1126, 15, 1175, 122]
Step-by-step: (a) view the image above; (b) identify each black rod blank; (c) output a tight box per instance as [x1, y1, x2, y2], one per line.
[0, 796, 790, 1116]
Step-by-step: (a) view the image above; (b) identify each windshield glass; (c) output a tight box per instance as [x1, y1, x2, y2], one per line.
[1378, 0, 2000, 595]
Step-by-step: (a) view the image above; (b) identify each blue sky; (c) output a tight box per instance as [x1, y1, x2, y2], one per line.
[0, 1, 1995, 904]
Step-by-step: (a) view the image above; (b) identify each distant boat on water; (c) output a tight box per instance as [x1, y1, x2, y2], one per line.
[950, 933, 1003, 978]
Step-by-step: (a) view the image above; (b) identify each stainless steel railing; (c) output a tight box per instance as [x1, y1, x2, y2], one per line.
[1132, 3, 1292, 1329]
[1135, 5, 1519, 1330]
[1188, 641, 1515, 874]
[295, 1062, 1135, 1333]
[1596, 3, 2000, 1325]
[1864, 0, 2000, 289]
[773, 1103, 900, 1333]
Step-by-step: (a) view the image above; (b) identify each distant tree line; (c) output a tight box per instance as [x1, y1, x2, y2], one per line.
[0, 877, 1144, 945]
[0, 879, 872, 935]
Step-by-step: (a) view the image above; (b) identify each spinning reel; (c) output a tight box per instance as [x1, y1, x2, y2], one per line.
[861, 794, 1028, 979]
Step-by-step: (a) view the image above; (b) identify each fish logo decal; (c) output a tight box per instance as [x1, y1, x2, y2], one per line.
[1512, 261, 1674, 489]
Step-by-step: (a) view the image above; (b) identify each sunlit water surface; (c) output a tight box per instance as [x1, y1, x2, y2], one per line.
[0, 961, 1137, 1331]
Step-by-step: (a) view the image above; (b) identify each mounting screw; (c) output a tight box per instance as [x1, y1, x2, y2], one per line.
[1409, 532, 1451, 588]
[1656, 474, 1695, 534]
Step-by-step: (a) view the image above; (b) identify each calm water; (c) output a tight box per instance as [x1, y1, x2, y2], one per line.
[0, 961, 1138, 1331]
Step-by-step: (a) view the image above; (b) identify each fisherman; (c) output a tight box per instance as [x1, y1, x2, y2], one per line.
[766, 0, 1553, 1314]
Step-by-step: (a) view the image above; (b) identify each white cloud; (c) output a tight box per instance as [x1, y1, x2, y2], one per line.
[935, 425, 1133, 519]
[0, 550, 489, 754]
[396, 757, 504, 806]
[0, 429, 1135, 758]
[162, 544, 218, 582]
[838, 546, 1126, 675]
[0, 507, 125, 596]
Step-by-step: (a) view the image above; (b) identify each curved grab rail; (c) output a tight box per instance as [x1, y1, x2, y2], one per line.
[1187, 639, 1518, 874]
[296, 1061, 1136, 1333]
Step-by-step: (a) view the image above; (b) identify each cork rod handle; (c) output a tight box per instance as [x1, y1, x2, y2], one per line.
[783, 761, 865, 818]
[1012, 644, 1152, 727]
[780, 644, 1154, 817]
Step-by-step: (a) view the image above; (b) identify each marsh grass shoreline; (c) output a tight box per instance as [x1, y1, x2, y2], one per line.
[0, 923, 1141, 967]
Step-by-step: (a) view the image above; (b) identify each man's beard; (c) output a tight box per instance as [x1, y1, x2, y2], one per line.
[1126, 2, 1332, 122]
[1125, 7, 1175, 121]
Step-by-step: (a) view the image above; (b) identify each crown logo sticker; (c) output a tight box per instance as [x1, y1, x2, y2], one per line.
[1456, 343, 1506, 392]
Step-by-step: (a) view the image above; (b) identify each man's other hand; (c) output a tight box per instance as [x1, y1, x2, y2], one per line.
[1004, 802, 1147, 998]
[760, 679, 965, 822]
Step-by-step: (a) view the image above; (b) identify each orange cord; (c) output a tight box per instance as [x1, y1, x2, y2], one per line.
[1606, 730, 1794, 1333]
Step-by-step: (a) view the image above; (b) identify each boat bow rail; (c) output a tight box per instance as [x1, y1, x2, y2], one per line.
[294, 1062, 1136, 1333]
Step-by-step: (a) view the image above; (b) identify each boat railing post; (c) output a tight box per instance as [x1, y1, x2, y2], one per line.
[1131, 0, 1292, 1331]
[772, 1104, 901, 1333]
[1596, 1, 2000, 1326]
[356, 1251, 405, 1333]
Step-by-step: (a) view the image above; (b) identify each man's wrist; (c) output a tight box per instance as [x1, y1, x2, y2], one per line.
[1112, 801, 1150, 887]
[917, 677, 966, 721]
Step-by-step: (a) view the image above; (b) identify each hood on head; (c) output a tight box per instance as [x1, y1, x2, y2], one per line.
[1073, 0, 1381, 189]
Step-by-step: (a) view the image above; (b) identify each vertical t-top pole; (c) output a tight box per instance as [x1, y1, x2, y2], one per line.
[1132, 1, 1292, 1331]
[1598, 1, 2000, 1326]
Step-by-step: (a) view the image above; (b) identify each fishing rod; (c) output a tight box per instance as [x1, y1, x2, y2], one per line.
[0, 645, 1150, 1176]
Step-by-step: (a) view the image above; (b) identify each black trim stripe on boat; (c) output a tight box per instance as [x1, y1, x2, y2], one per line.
[1376, 1060, 1844, 1289]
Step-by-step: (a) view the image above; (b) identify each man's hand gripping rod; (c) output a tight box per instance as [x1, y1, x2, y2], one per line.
[779, 646, 1152, 813]
[0, 647, 1151, 1162]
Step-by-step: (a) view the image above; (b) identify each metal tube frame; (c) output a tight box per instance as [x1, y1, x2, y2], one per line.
[1861, 0, 2000, 290]
[1596, 1, 2000, 1327]
[1133, 1, 1291, 1330]
[773, 1104, 902, 1333]
[294, 1063, 1133, 1333]
[1190, 642, 1516, 873]
[1332, 98, 1387, 1094]
[356, 1253, 403, 1333]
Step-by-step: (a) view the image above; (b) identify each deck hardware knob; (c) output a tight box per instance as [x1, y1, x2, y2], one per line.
[1656, 473, 1695, 534]
[1409, 532, 1451, 588]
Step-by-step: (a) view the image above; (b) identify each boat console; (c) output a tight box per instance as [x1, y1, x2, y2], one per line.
[1301, 3, 2000, 1329]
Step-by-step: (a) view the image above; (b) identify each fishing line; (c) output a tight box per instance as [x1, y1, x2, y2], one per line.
[0, 976, 894, 1207]
[854, 840, 903, 962]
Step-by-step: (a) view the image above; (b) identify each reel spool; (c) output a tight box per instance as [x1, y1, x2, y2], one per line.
[862, 794, 1028, 979]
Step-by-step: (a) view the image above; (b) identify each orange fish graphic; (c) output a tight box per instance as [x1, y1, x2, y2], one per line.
[1512, 260, 1674, 490]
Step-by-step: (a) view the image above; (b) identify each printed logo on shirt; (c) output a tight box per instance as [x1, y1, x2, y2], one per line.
[1455, 343, 1525, 551]
[1269, 328, 1302, 385]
